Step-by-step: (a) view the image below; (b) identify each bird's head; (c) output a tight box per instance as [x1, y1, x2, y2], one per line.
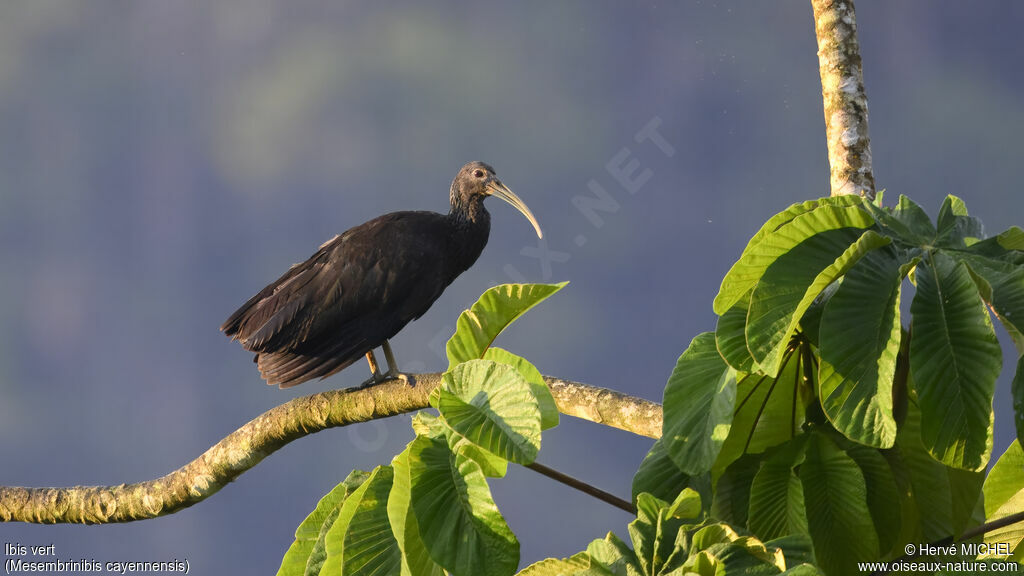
[451, 161, 543, 238]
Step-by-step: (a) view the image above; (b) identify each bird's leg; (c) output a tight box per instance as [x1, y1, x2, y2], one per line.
[358, 350, 383, 388]
[381, 340, 411, 386]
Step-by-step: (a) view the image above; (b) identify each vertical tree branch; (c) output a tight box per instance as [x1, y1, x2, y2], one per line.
[811, 0, 876, 199]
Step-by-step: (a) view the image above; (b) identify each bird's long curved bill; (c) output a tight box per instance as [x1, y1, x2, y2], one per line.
[486, 181, 543, 239]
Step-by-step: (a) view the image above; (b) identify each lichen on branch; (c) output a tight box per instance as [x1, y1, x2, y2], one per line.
[0, 374, 661, 524]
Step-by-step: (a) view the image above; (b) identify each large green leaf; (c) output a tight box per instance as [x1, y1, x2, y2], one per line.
[953, 251, 1024, 353]
[893, 195, 937, 241]
[276, 470, 369, 576]
[747, 229, 890, 376]
[799, 433, 878, 576]
[716, 290, 756, 372]
[446, 429, 510, 479]
[896, 400, 953, 541]
[844, 446, 902, 558]
[714, 199, 871, 315]
[714, 346, 811, 478]
[446, 282, 567, 367]
[818, 244, 905, 448]
[321, 466, 401, 576]
[388, 449, 444, 576]
[863, 195, 936, 245]
[936, 195, 983, 248]
[748, 435, 809, 541]
[408, 436, 519, 576]
[697, 540, 787, 575]
[910, 251, 1001, 470]
[947, 467, 985, 539]
[999, 226, 1024, 251]
[632, 438, 691, 505]
[587, 532, 642, 576]
[879, 444, 924, 551]
[629, 493, 673, 576]
[983, 441, 1024, 557]
[483, 347, 559, 430]
[1016, 356, 1024, 448]
[710, 453, 762, 527]
[515, 553, 591, 576]
[435, 359, 542, 465]
[627, 489, 703, 575]
[984, 441, 1024, 520]
[663, 332, 737, 475]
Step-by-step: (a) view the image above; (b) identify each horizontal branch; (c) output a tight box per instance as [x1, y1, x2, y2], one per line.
[0, 374, 661, 524]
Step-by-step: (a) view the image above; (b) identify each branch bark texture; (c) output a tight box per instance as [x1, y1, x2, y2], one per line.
[812, 0, 876, 199]
[0, 374, 661, 524]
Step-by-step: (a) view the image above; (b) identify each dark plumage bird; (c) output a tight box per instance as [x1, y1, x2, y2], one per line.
[221, 161, 542, 388]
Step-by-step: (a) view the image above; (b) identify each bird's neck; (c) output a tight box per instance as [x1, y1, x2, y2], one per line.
[448, 195, 490, 230]
[447, 198, 491, 271]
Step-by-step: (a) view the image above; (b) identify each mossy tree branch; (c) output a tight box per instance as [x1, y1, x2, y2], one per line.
[0, 374, 661, 524]
[811, 0, 876, 199]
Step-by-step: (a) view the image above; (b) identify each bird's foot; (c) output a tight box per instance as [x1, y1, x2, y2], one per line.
[385, 370, 414, 387]
[353, 370, 411, 389]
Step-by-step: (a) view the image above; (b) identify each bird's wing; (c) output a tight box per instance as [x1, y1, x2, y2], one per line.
[221, 212, 451, 355]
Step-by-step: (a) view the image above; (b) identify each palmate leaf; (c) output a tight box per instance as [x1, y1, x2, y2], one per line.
[936, 195, 984, 248]
[631, 438, 691, 505]
[713, 344, 812, 479]
[321, 466, 401, 576]
[818, 244, 907, 449]
[799, 433, 878, 576]
[714, 197, 871, 315]
[388, 449, 444, 576]
[586, 532, 643, 576]
[998, 226, 1024, 251]
[686, 527, 788, 575]
[747, 229, 890, 376]
[445, 429, 510, 479]
[948, 467, 985, 539]
[952, 250, 1024, 354]
[747, 435, 809, 542]
[716, 289, 756, 372]
[276, 470, 370, 576]
[629, 493, 671, 576]
[514, 553, 591, 576]
[662, 332, 737, 475]
[862, 194, 936, 245]
[446, 282, 567, 367]
[879, 444, 924, 552]
[983, 441, 1024, 558]
[710, 453, 762, 528]
[435, 359, 542, 465]
[483, 347, 559, 430]
[910, 251, 1001, 470]
[408, 436, 519, 576]
[1016, 355, 1024, 448]
[630, 490, 704, 576]
[844, 446, 902, 558]
[895, 399, 953, 542]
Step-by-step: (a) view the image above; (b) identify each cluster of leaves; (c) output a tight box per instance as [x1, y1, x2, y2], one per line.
[275, 281, 816, 576]
[658, 194, 1024, 574]
[276, 283, 564, 576]
[274, 193, 1024, 576]
[518, 489, 820, 576]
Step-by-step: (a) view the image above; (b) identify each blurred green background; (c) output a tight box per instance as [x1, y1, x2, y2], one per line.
[1, 1, 1022, 572]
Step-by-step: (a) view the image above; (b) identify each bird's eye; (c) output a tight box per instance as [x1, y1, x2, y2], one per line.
[473, 169, 485, 178]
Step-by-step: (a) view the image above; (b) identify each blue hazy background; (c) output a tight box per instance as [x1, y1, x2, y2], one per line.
[2, 2, 1023, 572]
